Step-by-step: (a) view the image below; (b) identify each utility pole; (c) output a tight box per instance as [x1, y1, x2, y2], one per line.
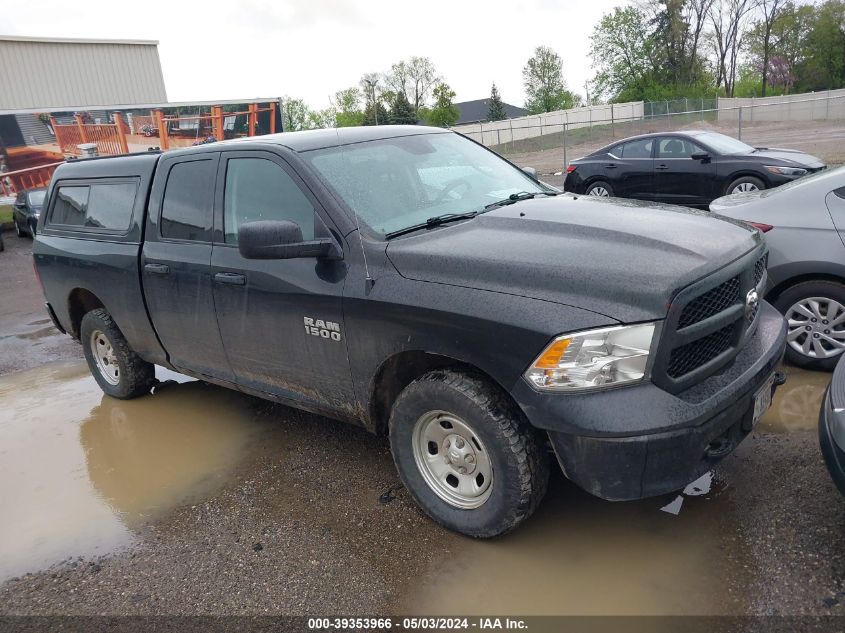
[363, 79, 379, 125]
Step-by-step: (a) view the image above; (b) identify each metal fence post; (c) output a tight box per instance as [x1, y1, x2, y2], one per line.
[563, 115, 568, 171]
[509, 119, 514, 152]
[738, 106, 743, 140]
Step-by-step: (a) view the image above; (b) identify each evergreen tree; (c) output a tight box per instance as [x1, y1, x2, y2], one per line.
[363, 101, 389, 126]
[487, 83, 507, 121]
[389, 91, 417, 125]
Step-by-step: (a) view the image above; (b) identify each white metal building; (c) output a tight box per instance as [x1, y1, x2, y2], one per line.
[0, 35, 167, 113]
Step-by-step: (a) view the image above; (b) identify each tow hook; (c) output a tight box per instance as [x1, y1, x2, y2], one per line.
[774, 371, 787, 387]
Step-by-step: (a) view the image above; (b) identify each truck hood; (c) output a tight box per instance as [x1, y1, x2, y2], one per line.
[386, 195, 762, 323]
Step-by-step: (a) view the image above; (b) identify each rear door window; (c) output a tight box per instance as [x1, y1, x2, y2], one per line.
[160, 159, 215, 241]
[621, 139, 654, 159]
[49, 182, 136, 231]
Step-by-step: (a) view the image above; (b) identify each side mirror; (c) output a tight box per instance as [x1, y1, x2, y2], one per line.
[691, 152, 711, 162]
[522, 166, 538, 178]
[238, 220, 342, 260]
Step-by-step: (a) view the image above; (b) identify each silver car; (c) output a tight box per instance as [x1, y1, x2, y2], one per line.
[711, 167, 845, 370]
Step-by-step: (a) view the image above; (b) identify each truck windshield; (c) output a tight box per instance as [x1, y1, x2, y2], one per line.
[303, 132, 546, 238]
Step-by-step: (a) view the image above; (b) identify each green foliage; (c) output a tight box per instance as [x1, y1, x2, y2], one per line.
[0, 205, 12, 226]
[423, 83, 460, 127]
[487, 83, 507, 121]
[336, 111, 366, 127]
[280, 97, 311, 132]
[794, 0, 845, 92]
[363, 102, 389, 126]
[523, 46, 578, 113]
[389, 91, 417, 125]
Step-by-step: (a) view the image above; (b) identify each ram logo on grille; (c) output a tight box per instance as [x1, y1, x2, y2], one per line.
[745, 288, 760, 321]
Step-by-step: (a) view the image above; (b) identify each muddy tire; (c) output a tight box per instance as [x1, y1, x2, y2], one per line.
[388, 370, 549, 538]
[774, 280, 845, 371]
[80, 308, 155, 399]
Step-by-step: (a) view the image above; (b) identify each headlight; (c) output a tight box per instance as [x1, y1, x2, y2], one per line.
[524, 323, 656, 391]
[764, 165, 807, 176]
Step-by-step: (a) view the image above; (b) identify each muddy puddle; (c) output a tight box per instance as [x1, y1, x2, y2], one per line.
[406, 366, 831, 616]
[0, 362, 261, 582]
[757, 365, 830, 433]
[405, 472, 740, 616]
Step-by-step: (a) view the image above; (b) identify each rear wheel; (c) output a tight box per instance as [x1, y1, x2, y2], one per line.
[774, 281, 845, 371]
[80, 308, 155, 398]
[586, 181, 614, 197]
[726, 176, 765, 195]
[388, 370, 549, 538]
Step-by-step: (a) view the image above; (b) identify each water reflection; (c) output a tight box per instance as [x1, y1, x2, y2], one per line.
[0, 362, 259, 581]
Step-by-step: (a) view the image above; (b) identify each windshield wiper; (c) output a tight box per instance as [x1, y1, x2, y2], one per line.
[384, 211, 479, 239]
[484, 190, 558, 210]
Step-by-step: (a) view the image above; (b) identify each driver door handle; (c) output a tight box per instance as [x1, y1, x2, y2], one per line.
[603, 163, 617, 169]
[144, 263, 170, 275]
[214, 272, 246, 286]
[655, 164, 670, 170]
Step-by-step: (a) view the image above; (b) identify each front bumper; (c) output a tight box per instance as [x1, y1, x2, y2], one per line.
[512, 301, 787, 501]
[819, 356, 845, 496]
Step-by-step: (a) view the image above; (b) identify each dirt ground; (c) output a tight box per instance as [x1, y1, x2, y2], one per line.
[1, 231, 845, 621]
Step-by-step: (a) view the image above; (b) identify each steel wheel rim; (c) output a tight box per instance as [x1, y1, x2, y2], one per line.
[589, 186, 610, 197]
[90, 329, 120, 385]
[731, 182, 759, 194]
[786, 296, 845, 360]
[411, 410, 493, 509]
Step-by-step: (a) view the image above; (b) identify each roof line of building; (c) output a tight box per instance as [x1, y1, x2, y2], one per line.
[0, 34, 160, 46]
[0, 97, 282, 116]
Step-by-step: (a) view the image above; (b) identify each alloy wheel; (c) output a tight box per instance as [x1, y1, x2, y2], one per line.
[786, 297, 845, 360]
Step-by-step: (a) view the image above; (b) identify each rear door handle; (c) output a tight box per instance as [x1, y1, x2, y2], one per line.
[144, 263, 170, 275]
[214, 272, 246, 286]
[655, 164, 670, 170]
[603, 163, 617, 169]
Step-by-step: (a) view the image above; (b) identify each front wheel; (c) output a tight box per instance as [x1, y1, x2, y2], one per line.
[14, 218, 24, 237]
[774, 281, 845, 371]
[586, 180, 614, 197]
[726, 176, 765, 195]
[389, 370, 549, 538]
[80, 308, 156, 398]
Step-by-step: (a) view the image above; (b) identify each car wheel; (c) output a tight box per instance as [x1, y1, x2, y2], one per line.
[80, 308, 156, 398]
[14, 218, 24, 237]
[726, 176, 765, 195]
[774, 281, 845, 371]
[586, 181, 614, 197]
[388, 369, 549, 538]
[0, 232, 4, 252]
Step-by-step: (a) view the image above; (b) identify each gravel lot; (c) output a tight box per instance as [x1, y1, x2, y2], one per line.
[1, 230, 844, 618]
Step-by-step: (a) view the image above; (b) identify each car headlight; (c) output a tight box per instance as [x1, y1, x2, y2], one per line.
[764, 165, 807, 176]
[524, 323, 656, 391]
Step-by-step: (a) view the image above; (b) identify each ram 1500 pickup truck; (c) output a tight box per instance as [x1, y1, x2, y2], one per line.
[34, 126, 787, 537]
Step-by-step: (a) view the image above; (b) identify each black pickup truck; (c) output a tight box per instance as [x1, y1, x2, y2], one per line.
[34, 126, 787, 537]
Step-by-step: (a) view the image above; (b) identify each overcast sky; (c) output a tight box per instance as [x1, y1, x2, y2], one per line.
[6, 0, 626, 109]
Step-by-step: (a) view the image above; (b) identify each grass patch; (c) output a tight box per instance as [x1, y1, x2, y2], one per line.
[0, 205, 12, 225]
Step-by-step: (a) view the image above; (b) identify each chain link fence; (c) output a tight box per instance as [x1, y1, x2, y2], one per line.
[455, 93, 845, 187]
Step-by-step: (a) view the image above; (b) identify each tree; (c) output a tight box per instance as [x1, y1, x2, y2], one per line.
[522, 46, 577, 113]
[360, 73, 388, 125]
[589, 7, 660, 101]
[280, 97, 311, 132]
[389, 90, 417, 125]
[332, 87, 365, 127]
[487, 83, 507, 121]
[794, 0, 845, 91]
[384, 57, 440, 116]
[423, 83, 460, 127]
[709, 0, 756, 96]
